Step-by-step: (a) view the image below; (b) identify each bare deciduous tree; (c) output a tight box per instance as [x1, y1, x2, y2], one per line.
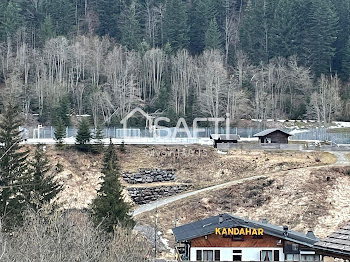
[0, 208, 150, 262]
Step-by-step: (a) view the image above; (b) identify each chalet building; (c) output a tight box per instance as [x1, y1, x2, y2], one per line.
[253, 129, 292, 144]
[210, 134, 240, 148]
[173, 214, 322, 261]
[314, 223, 350, 260]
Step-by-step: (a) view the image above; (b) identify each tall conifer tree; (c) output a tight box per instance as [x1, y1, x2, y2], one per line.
[120, 1, 141, 50]
[205, 18, 222, 50]
[28, 144, 62, 211]
[163, 0, 189, 51]
[308, 0, 338, 75]
[0, 104, 30, 230]
[75, 118, 92, 152]
[54, 117, 66, 147]
[92, 140, 133, 232]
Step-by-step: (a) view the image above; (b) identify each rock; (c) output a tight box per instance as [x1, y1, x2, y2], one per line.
[128, 184, 189, 205]
[122, 169, 177, 184]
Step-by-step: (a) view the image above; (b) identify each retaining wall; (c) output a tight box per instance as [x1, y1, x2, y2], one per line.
[128, 185, 189, 205]
[122, 169, 176, 184]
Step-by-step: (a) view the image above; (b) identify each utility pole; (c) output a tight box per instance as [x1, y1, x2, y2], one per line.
[154, 207, 158, 259]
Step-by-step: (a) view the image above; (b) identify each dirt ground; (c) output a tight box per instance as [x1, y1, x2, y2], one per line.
[31, 143, 335, 209]
[35, 144, 336, 209]
[136, 166, 350, 258]
[118, 145, 335, 189]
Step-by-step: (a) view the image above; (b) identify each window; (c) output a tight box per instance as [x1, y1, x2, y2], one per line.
[285, 242, 300, 254]
[261, 250, 273, 261]
[274, 250, 280, 261]
[203, 250, 213, 261]
[301, 255, 321, 261]
[196, 250, 202, 261]
[286, 254, 300, 261]
[233, 250, 242, 261]
[214, 250, 220, 261]
[292, 244, 299, 252]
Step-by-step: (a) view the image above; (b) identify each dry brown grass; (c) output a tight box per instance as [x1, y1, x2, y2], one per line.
[26, 145, 335, 209]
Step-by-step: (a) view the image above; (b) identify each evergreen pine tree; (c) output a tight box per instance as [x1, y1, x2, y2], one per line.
[40, 15, 55, 44]
[120, 1, 141, 50]
[163, 0, 189, 51]
[45, 0, 75, 36]
[92, 123, 104, 154]
[342, 38, 350, 80]
[29, 144, 62, 211]
[54, 117, 66, 146]
[240, 0, 268, 63]
[205, 18, 222, 50]
[270, 0, 296, 58]
[189, 0, 210, 54]
[308, 0, 338, 75]
[92, 140, 133, 232]
[75, 118, 92, 152]
[0, 0, 7, 40]
[95, 0, 121, 38]
[0, 104, 30, 230]
[2, 2, 22, 38]
[56, 96, 71, 127]
[331, 0, 350, 77]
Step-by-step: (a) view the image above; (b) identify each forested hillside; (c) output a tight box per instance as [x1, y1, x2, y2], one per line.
[0, 0, 350, 126]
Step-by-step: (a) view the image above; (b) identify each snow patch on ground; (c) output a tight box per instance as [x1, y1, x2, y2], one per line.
[217, 150, 228, 155]
[289, 129, 310, 135]
[330, 121, 350, 128]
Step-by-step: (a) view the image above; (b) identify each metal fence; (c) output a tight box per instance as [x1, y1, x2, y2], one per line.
[24, 126, 350, 144]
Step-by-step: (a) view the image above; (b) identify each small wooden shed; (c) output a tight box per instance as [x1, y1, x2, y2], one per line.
[210, 134, 240, 148]
[253, 129, 292, 144]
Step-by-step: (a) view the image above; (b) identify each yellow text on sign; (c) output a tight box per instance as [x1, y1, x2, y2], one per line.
[215, 228, 264, 236]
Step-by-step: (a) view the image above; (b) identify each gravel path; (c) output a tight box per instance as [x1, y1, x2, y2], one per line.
[132, 174, 266, 216]
[330, 151, 350, 166]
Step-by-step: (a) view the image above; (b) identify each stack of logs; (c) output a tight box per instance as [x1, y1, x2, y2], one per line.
[123, 169, 190, 205]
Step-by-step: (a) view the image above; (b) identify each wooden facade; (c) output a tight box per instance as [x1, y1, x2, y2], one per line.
[191, 233, 283, 248]
[172, 214, 322, 261]
[254, 129, 291, 144]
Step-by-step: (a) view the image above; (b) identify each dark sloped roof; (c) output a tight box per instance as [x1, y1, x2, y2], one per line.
[210, 134, 240, 141]
[314, 224, 350, 256]
[172, 213, 318, 247]
[253, 129, 292, 137]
